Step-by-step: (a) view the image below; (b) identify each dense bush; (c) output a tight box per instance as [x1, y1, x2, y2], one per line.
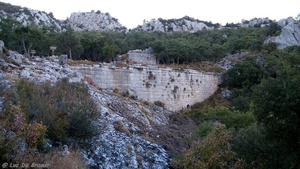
[14, 78, 99, 142]
[0, 78, 99, 164]
[181, 46, 300, 168]
[174, 123, 245, 169]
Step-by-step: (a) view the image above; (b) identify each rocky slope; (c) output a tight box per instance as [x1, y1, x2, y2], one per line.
[0, 44, 198, 168]
[0, 2, 62, 30]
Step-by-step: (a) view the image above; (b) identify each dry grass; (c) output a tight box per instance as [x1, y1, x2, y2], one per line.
[12, 148, 87, 169]
[84, 75, 99, 89]
[114, 120, 131, 136]
[68, 60, 94, 66]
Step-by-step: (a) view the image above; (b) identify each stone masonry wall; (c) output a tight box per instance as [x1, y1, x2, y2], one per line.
[71, 64, 222, 111]
[127, 49, 156, 64]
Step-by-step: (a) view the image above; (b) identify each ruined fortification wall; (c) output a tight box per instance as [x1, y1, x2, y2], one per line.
[127, 49, 156, 64]
[71, 64, 222, 111]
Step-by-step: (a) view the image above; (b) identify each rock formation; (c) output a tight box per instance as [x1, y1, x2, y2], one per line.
[0, 2, 62, 30]
[68, 11, 126, 32]
[265, 20, 300, 49]
[1, 2, 299, 34]
[240, 17, 272, 27]
[136, 16, 216, 33]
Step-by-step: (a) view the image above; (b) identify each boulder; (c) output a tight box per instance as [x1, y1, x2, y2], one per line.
[265, 22, 300, 49]
[8, 51, 23, 66]
[0, 59, 8, 70]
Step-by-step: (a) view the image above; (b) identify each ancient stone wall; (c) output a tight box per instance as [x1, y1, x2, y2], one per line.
[71, 64, 222, 111]
[127, 49, 156, 65]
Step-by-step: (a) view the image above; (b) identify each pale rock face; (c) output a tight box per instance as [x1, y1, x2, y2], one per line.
[68, 11, 126, 32]
[0, 8, 62, 30]
[140, 18, 213, 32]
[278, 17, 296, 27]
[265, 22, 300, 49]
[241, 17, 272, 27]
[142, 19, 165, 32]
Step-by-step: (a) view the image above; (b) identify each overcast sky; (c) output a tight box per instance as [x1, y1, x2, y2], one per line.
[2, 0, 300, 29]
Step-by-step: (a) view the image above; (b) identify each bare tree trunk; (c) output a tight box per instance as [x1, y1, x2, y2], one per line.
[22, 39, 29, 58]
[69, 48, 72, 60]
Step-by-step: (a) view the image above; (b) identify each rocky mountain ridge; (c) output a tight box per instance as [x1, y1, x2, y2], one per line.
[1, 1, 299, 33]
[0, 2, 62, 30]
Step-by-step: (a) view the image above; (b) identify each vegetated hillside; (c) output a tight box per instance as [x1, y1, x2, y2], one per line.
[0, 14, 286, 64]
[0, 47, 201, 168]
[176, 45, 300, 169]
[1, 2, 299, 64]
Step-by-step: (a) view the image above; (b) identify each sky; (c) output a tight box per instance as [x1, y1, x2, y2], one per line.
[1, 0, 300, 29]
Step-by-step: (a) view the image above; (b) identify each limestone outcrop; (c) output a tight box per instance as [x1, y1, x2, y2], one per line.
[240, 17, 272, 27]
[0, 2, 62, 30]
[265, 21, 300, 49]
[68, 11, 126, 32]
[136, 16, 215, 32]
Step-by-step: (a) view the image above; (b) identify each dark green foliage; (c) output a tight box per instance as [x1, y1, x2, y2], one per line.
[231, 123, 270, 168]
[0, 17, 272, 63]
[265, 21, 282, 36]
[174, 123, 246, 169]
[251, 74, 300, 168]
[227, 58, 267, 89]
[194, 121, 214, 137]
[227, 48, 300, 168]
[206, 106, 256, 130]
[186, 47, 300, 168]
[57, 26, 83, 59]
[226, 57, 268, 110]
[15, 78, 99, 142]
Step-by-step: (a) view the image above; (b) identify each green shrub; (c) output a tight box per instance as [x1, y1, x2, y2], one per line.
[195, 121, 214, 137]
[206, 106, 255, 129]
[173, 123, 245, 169]
[14, 78, 99, 143]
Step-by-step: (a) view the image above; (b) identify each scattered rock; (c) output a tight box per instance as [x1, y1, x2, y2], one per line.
[0, 59, 8, 70]
[217, 52, 249, 70]
[8, 51, 23, 66]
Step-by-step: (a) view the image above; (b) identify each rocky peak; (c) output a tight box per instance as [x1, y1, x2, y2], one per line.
[68, 10, 127, 32]
[240, 17, 272, 27]
[265, 15, 300, 49]
[136, 16, 217, 32]
[0, 2, 62, 30]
